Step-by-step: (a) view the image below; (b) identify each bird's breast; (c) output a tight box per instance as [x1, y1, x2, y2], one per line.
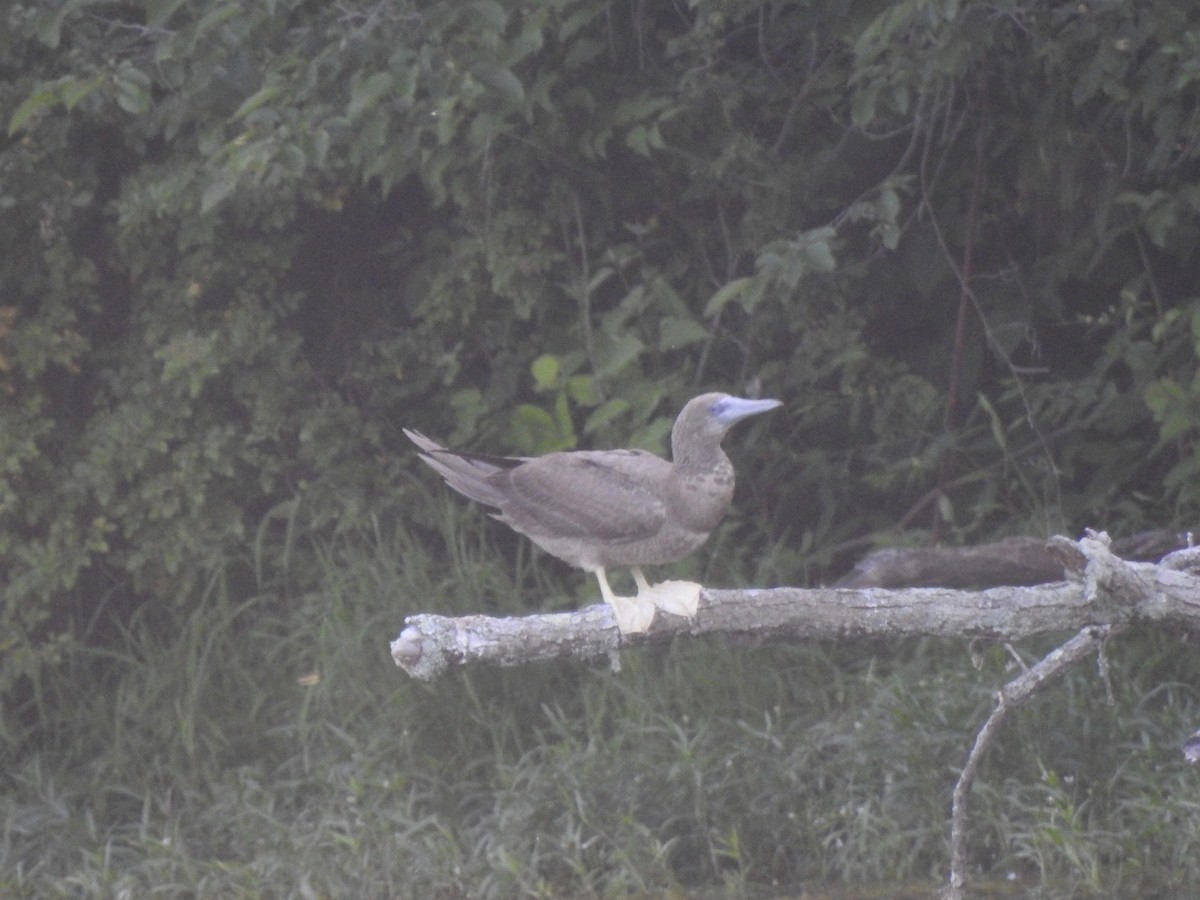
[668, 464, 735, 533]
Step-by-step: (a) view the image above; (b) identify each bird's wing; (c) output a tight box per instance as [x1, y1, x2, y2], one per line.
[498, 450, 668, 544]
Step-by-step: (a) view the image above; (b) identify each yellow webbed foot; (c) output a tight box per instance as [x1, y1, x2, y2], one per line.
[640, 579, 702, 619]
[607, 594, 657, 634]
[630, 568, 701, 619]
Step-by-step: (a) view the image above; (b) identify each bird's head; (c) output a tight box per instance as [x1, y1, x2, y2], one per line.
[673, 392, 782, 458]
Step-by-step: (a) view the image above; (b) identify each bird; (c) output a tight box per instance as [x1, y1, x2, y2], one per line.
[405, 392, 782, 634]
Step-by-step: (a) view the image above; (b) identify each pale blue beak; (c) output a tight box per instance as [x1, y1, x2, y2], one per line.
[711, 396, 783, 426]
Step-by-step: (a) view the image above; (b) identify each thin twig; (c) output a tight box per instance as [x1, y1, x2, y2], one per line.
[945, 624, 1124, 898]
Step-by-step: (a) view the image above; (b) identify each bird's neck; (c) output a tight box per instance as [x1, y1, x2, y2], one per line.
[668, 446, 736, 532]
[672, 441, 730, 477]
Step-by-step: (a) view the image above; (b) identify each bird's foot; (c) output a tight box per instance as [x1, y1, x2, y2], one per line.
[606, 594, 657, 634]
[639, 579, 702, 619]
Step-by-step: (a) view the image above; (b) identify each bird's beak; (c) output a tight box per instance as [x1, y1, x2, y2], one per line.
[712, 396, 783, 426]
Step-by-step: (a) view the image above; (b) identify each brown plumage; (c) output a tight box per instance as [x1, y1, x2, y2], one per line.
[406, 392, 781, 633]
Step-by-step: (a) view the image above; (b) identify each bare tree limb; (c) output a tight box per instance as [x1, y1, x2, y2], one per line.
[391, 532, 1200, 679]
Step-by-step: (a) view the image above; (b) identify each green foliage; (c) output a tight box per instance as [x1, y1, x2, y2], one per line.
[3, 0, 1200, 892]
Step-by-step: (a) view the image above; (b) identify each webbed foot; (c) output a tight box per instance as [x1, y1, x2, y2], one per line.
[639, 579, 702, 619]
[606, 594, 657, 634]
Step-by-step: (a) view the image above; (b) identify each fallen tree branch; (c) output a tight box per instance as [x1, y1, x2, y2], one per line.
[391, 532, 1200, 679]
[838, 529, 1197, 589]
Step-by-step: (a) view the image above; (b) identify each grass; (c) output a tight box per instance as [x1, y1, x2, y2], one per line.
[3, 496, 1200, 897]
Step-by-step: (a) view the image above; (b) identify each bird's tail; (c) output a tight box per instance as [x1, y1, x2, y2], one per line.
[404, 429, 509, 508]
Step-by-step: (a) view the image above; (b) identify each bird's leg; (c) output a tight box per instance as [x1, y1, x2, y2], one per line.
[631, 566, 702, 620]
[594, 568, 656, 634]
[632, 567, 652, 593]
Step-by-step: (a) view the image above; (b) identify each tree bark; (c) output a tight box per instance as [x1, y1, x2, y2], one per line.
[391, 532, 1200, 680]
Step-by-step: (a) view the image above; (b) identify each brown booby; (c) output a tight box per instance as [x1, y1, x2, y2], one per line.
[405, 392, 781, 634]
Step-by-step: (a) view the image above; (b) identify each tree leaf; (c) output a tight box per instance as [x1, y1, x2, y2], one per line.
[233, 82, 283, 121]
[565, 375, 598, 406]
[7, 85, 62, 135]
[115, 80, 152, 115]
[530, 353, 560, 389]
[657, 316, 708, 349]
[145, 0, 187, 28]
[593, 332, 643, 378]
[200, 172, 238, 214]
[348, 72, 394, 119]
[466, 0, 508, 34]
[61, 76, 103, 111]
[469, 64, 525, 103]
[511, 404, 565, 453]
[703, 277, 753, 318]
[625, 123, 651, 157]
[583, 398, 630, 434]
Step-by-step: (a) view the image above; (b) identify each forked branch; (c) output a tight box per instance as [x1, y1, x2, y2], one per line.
[390, 531, 1200, 897]
[391, 532, 1200, 680]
